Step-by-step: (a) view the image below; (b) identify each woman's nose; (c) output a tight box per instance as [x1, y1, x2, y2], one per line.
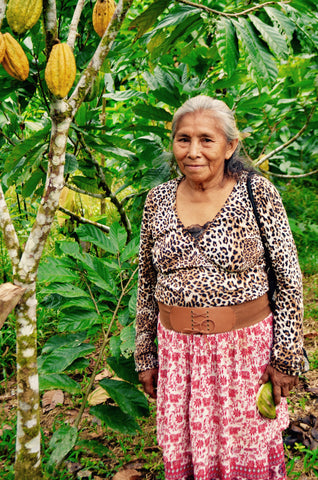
[187, 140, 200, 158]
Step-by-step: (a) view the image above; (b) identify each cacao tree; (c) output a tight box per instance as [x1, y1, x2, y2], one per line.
[0, 0, 317, 478]
[0, 0, 134, 478]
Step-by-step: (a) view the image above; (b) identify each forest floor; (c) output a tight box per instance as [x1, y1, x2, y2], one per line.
[0, 275, 317, 479]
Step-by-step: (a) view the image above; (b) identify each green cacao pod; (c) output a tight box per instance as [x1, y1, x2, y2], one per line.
[1, 33, 29, 81]
[6, 0, 43, 35]
[45, 43, 76, 98]
[256, 381, 276, 419]
[0, 33, 5, 63]
[92, 0, 116, 38]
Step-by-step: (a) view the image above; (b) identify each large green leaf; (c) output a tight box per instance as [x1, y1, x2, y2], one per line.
[107, 356, 139, 384]
[90, 405, 140, 434]
[120, 325, 136, 358]
[249, 14, 289, 59]
[48, 426, 78, 467]
[58, 309, 101, 332]
[40, 283, 90, 298]
[41, 332, 88, 354]
[129, 0, 171, 39]
[39, 373, 81, 394]
[132, 103, 172, 122]
[215, 18, 239, 79]
[4, 123, 50, 171]
[76, 224, 118, 254]
[38, 344, 95, 374]
[233, 18, 278, 88]
[38, 258, 79, 283]
[264, 6, 295, 43]
[99, 378, 149, 418]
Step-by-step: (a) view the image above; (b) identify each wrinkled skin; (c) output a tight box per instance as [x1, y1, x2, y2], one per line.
[139, 364, 298, 404]
[138, 368, 158, 399]
[259, 364, 299, 405]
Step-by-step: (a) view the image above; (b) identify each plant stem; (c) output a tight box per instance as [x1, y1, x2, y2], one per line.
[73, 266, 138, 429]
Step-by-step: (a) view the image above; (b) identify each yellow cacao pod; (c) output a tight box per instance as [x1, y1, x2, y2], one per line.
[256, 381, 276, 419]
[92, 0, 116, 38]
[6, 0, 43, 35]
[1, 33, 29, 81]
[0, 33, 5, 63]
[45, 43, 76, 98]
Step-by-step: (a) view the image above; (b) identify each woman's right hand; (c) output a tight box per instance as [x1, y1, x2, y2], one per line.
[138, 367, 158, 399]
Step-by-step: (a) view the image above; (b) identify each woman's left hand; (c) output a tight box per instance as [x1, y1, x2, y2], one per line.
[259, 364, 299, 405]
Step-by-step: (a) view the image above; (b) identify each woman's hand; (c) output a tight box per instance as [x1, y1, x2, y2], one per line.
[259, 364, 299, 405]
[138, 367, 158, 399]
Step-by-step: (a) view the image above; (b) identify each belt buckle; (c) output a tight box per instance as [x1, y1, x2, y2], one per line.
[190, 309, 215, 334]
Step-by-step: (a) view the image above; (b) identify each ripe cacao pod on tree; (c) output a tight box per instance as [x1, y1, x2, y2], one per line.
[6, 0, 43, 35]
[0, 33, 5, 63]
[45, 43, 76, 98]
[92, 0, 116, 38]
[1, 33, 29, 81]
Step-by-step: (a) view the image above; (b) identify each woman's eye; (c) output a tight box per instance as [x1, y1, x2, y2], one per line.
[202, 138, 212, 143]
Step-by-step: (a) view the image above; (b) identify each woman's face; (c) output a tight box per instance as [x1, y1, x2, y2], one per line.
[173, 111, 238, 186]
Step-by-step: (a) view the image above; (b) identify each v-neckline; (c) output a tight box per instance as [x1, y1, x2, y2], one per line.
[173, 176, 240, 231]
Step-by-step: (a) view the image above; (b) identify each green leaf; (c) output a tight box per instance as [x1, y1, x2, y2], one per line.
[120, 325, 136, 358]
[4, 123, 50, 171]
[41, 332, 88, 354]
[40, 283, 90, 298]
[22, 169, 45, 198]
[109, 336, 121, 357]
[58, 309, 101, 332]
[98, 378, 149, 418]
[107, 356, 139, 384]
[109, 222, 127, 252]
[132, 103, 172, 122]
[76, 224, 116, 254]
[120, 236, 139, 263]
[215, 18, 239, 78]
[39, 373, 81, 394]
[38, 258, 79, 283]
[249, 14, 288, 59]
[129, 0, 170, 39]
[90, 405, 140, 434]
[264, 6, 295, 42]
[39, 344, 95, 374]
[48, 426, 78, 467]
[233, 18, 278, 88]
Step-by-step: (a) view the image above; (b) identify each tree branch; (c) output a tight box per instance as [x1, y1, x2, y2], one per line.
[68, 0, 134, 115]
[259, 168, 318, 179]
[58, 206, 110, 233]
[76, 130, 132, 240]
[43, 0, 58, 56]
[67, 0, 85, 50]
[254, 105, 316, 167]
[64, 182, 104, 200]
[0, 183, 21, 274]
[175, 0, 284, 18]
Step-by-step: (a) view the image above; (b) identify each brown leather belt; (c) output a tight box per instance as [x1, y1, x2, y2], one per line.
[158, 294, 271, 334]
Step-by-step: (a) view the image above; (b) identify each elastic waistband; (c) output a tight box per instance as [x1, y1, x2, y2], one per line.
[158, 294, 271, 335]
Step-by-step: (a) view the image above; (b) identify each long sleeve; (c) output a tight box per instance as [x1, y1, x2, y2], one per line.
[134, 190, 159, 372]
[251, 175, 304, 375]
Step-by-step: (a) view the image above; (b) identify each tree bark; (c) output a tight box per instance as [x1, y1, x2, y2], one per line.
[0, 1, 134, 478]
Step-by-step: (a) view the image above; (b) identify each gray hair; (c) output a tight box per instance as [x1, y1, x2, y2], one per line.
[172, 95, 239, 142]
[171, 95, 249, 177]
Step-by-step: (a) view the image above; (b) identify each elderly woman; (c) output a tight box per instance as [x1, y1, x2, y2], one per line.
[134, 95, 304, 480]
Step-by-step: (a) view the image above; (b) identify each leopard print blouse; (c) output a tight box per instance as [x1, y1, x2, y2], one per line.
[134, 171, 304, 376]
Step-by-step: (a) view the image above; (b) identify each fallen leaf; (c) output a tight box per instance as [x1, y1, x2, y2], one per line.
[88, 385, 110, 406]
[42, 390, 64, 412]
[112, 469, 141, 480]
[95, 368, 113, 381]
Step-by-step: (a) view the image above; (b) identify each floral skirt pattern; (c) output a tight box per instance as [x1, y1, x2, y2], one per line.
[157, 314, 289, 480]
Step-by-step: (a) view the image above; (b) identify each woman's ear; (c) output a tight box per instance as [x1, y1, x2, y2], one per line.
[225, 138, 239, 159]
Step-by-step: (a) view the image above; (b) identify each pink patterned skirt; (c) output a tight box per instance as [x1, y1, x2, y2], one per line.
[157, 313, 289, 480]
